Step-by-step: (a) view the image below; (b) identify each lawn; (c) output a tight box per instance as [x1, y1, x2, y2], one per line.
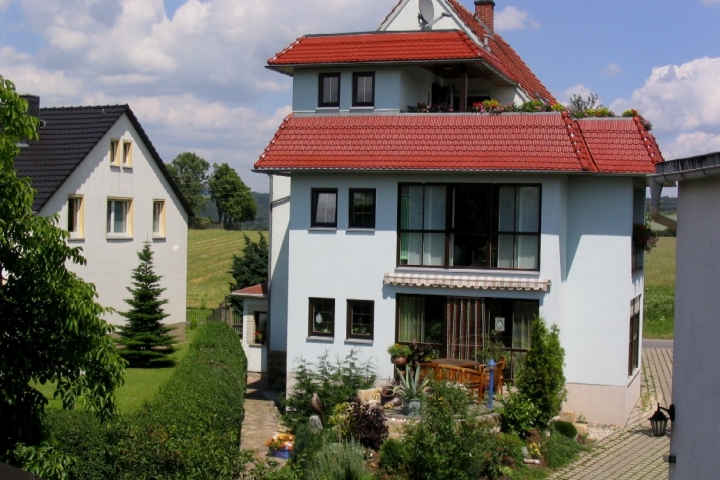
[35, 330, 196, 414]
[643, 236, 676, 339]
[187, 229, 266, 309]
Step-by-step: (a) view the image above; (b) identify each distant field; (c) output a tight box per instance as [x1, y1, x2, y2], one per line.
[187, 229, 266, 309]
[643, 237, 676, 339]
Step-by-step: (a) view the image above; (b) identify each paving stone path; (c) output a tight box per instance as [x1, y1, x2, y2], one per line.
[240, 373, 286, 458]
[549, 347, 673, 479]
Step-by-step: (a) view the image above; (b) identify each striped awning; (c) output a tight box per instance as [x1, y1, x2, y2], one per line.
[383, 273, 551, 292]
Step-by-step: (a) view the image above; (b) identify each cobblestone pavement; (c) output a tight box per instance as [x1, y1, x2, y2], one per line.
[240, 373, 286, 460]
[550, 348, 673, 480]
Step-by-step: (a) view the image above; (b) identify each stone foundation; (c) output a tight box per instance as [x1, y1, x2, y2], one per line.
[563, 371, 641, 426]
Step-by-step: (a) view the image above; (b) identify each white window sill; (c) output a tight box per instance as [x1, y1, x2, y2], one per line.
[106, 234, 132, 240]
[345, 338, 373, 345]
[350, 106, 374, 111]
[248, 343, 266, 348]
[307, 336, 334, 343]
[316, 107, 340, 112]
[68, 234, 85, 242]
[346, 228, 375, 233]
[152, 234, 166, 240]
[309, 227, 337, 232]
[122, 165, 133, 170]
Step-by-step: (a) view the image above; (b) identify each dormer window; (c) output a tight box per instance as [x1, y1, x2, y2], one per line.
[319, 73, 340, 107]
[353, 72, 374, 107]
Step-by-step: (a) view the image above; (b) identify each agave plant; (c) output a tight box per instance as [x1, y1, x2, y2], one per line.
[393, 366, 429, 401]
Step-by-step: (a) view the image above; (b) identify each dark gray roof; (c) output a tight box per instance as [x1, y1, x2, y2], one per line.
[14, 104, 193, 215]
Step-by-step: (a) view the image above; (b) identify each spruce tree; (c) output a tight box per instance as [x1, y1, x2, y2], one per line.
[116, 242, 176, 367]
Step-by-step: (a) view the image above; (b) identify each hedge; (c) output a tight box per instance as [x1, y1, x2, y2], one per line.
[44, 322, 250, 479]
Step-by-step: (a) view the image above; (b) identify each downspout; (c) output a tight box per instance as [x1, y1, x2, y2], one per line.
[649, 178, 677, 232]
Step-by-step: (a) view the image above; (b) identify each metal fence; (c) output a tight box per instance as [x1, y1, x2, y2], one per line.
[186, 304, 243, 337]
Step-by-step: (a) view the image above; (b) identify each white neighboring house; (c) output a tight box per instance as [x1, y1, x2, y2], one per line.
[254, 0, 665, 425]
[14, 97, 192, 327]
[650, 152, 720, 479]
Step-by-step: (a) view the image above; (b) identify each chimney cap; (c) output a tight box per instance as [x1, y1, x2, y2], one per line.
[474, 0, 496, 5]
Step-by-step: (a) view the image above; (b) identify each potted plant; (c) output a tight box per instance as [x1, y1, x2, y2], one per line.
[387, 344, 411, 366]
[254, 330, 265, 345]
[393, 366, 429, 416]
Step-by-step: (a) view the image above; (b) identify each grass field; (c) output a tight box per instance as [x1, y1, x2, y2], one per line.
[35, 330, 196, 413]
[643, 237, 676, 339]
[187, 229, 266, 309]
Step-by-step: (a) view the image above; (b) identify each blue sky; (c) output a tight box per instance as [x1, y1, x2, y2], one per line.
[1, 0, 719, 193]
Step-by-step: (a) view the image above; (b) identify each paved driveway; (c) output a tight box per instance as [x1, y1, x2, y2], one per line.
[550, 348, 673, 479]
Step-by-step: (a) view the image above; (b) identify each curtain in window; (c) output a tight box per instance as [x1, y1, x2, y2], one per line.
[446, 297, 484, 360]
[398, 296, 423, 343]
[511, 300, 536, 377]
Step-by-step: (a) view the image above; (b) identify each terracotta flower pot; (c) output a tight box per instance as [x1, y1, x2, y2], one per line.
[391, 355, 407, 366]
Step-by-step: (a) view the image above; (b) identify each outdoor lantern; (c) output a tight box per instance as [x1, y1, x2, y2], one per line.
[649, 403, 675, 437]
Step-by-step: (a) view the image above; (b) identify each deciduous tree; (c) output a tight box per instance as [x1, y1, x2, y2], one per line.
[208, 163, 256, 228]
[115, 243, 176, 367]
[228, 233, 268, 310]
[0, 75, 125, 453]
[166, 152, 209, 214]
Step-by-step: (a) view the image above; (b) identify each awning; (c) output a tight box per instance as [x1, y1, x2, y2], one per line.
[383, 273, 550, 292]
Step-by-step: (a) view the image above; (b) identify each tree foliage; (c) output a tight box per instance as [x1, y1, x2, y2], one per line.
[166, 152, 210, 215]
[514, 317, 567, 428]
[0, 75, 125, 453]
[115, 243, 176, 367]
[228, 233, 268, 309]
[208, 162, 256, 227]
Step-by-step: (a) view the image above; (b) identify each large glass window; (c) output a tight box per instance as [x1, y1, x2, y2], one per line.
[349, 189, 375, 229]
[309, 298, 335, 337]
[353, 72, 375, 107]
[319, 73, 340, 107]
[398, 183, 540, 270]
[311, 188, 338, 227]
[347, 300, 374, 340]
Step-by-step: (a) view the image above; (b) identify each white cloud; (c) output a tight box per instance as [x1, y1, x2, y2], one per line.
[602, 63, 623, 78]
[699, 0, 720, 6]
[612, 57, 720, 160]
[494, 6, 540, 31]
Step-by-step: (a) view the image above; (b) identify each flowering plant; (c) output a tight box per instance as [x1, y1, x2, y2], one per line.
[633, 223, 658, 252]
[407, 102, 453, 113]
[528, 442, 542, 459]
[254, 330, 265, 344]
[265, 433, 294, 451]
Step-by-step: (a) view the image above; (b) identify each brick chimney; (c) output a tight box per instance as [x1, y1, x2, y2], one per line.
[474, 0, 495, 33]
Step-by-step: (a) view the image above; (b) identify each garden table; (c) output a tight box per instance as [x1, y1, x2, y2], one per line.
[430, 358, 482, 370]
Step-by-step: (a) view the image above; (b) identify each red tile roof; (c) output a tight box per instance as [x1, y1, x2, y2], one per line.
[231, 283, 268, 298]
[268, 30, 487, 65]
[444, 0, 556, 102]
[254, 113, 662, 174]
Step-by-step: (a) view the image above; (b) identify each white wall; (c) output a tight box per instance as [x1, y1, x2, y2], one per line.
[669, 175, 720, 479]
[242, 297, 268, 373]
[269, 174, 290, 352]
[40, 114, 188, 325]
[382, 0, 459, 33]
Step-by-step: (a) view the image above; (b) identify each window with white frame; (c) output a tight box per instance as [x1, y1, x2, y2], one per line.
[110, 139, 120, 166]
[67, 195, 84, 238]
[106, 198, 132, 236]
[153, 200, 166, 237]
[122, 140, 133, 167]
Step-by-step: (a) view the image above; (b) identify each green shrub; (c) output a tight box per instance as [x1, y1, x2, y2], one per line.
[402, 381, 500, 480]
[515, 317, 567, 429]
[541, 431, 585, 469]
[306, 442, 370, 480]
[379, 439, 406, 475]
[282, 349, 376, 431]
[499, 391, 540, 438]
[10, 442, 77, 480]
[552, 421, 578, 439]
[43, 322, 251, 480]
[481, 433, 526, 479]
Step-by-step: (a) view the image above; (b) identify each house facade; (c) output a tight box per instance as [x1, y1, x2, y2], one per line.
[15, 99, 191, 327]
[256, 0, 662, 425]
[650, 152, 720, 478]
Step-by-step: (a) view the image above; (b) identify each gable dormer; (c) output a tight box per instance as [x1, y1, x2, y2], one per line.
[266, 0, 554, 114]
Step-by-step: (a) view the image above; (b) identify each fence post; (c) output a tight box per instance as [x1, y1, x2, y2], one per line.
[487, 358, 496, 409]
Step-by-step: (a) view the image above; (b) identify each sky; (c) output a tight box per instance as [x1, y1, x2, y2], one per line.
[1, 0, 719, 193]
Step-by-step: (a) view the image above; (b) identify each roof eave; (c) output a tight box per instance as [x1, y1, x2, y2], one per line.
[267, 57, 489, 74]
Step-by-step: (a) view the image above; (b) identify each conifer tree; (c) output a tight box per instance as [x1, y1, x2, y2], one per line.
[116, 242, 176, 367]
